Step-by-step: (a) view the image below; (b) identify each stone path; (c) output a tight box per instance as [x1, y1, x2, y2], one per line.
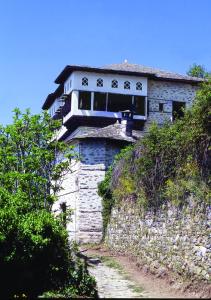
[87, 257, 148, 298]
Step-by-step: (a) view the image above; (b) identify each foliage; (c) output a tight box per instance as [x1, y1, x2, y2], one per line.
[98, 145, 133, 236]
[187, 63, 211, 78]
[99, 79, 211, 218]
[0, 110, 96, 298]
[0, 109, 75, 210]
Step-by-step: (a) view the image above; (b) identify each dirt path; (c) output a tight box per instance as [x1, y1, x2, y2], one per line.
[81, 246, 201, 299]
[87, 257, 147, 298]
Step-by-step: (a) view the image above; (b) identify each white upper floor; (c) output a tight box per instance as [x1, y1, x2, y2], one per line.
[63, 71, 148, 96]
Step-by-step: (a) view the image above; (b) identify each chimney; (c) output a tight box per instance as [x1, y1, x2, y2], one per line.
[120, 110, 134, 137]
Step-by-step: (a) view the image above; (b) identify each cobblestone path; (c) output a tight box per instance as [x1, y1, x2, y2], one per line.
[87, 257, 148, 298]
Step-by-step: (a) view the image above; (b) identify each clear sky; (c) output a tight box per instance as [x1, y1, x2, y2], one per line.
[0, 0, 211, 125]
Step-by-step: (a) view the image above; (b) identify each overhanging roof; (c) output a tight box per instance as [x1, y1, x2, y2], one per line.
[55, 62, 203, 84]
[43, 62, 203, 110]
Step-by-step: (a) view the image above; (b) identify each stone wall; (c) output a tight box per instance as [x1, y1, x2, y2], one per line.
[106, 200, 211, 283]
[145, 80, 199, 129]
[53, 139, 123, 244]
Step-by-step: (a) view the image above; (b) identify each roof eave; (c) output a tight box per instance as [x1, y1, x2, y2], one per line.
[54, 65, 155, 84]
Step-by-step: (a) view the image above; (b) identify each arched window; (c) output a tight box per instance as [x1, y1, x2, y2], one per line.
[111, 79, 118, 88]
[82, 77, 88, 86]
[124, 81, 130, 89]
[97, 78, 103, 87]
[136, 82, 142, 90]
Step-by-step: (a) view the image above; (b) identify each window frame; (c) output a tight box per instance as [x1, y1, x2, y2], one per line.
[81, 77, 88, 86]
[111, 79, 118, 88]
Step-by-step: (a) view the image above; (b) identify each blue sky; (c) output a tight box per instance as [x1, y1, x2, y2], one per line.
[0, 0, 211, 125]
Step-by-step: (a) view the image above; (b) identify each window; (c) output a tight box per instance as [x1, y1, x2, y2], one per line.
[97, 78, 103, 87]
[124, 81, 130, 90]
[159, 103, 164, 112]
[82, 77, 88, 86]
[94, 92, 107, 111]
[111, 79, 118, 88]
[134, 96, 145, 115]
[136, 82, 142, 90]
[172, 101, 186, 120]
[107, 93, 132, 112]
[78, 91, 91, 110]
[63, 93, 72, 117]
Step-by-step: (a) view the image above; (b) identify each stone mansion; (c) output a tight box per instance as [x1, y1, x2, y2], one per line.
[42, 61, 202, 243]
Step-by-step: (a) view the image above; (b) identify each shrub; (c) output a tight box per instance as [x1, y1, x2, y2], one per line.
[0, 110, 97, 298]
[99, 79, 211, 223]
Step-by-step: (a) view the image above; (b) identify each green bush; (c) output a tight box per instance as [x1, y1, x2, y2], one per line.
[0, 110, 97, 298]
[99, 80, 211, 222]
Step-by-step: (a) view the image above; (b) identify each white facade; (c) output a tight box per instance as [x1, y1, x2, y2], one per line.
[50, 71, 147, 123]
[64, 71, 147, 96]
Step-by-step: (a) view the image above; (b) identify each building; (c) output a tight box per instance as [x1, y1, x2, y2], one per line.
[42, 61, 202, 243]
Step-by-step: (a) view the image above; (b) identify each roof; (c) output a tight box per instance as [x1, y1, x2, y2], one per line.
[55, 61, 203, 84]
[64, 123, 144, 143]
[42, 84, 63, 109]
[43, 61, 203, 109]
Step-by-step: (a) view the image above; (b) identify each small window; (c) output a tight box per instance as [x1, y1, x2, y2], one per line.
[78, 91, 91, 110]
[124, 81, 130, 90]
[136, 82, 142, 90]
[134, 96, 145, 115]
[111, 79, 118, 88]
[97, 78, 103, 87]
[94, 92, 107, 111]
[159, 103, 164, 112]
[82, 77, 88, 86]
[173, 101, 186, 121]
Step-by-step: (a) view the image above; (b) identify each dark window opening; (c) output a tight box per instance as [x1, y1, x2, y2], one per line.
[107, 93, 132, 112]
[60, 202, 66, 228]
[78, 91, 91, 110]
[173, 101, 186, 121]
[134, 96, 145, 115]
[62, 94, 72, 117]
[159, 103, 164, 112]
[94, 92, 107, 111]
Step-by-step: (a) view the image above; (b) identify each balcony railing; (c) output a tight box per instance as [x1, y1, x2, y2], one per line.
[49, 94, 68, 118]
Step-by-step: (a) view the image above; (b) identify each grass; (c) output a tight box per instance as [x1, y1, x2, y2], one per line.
[101, 256, 124, 271]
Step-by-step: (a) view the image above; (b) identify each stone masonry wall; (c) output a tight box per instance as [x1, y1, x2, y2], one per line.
[52, 142, 81, 241]
[106, 200, 211, 283]
[54, 139, 122, 244]
[145, 80, 199, 129]
[77, 140, 121, 243]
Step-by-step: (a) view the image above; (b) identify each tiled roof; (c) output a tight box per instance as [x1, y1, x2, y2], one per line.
[102, 62, 203, 82]
[64, 124, 144, 143]
[55, 61, 203, 84]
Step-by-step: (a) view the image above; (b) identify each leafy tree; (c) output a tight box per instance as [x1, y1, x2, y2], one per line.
[187, 63, 210, 78]
[0, 109, 74, 210]
[0, 109, 96, 298]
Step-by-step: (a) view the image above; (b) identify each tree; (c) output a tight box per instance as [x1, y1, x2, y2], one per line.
[0, 109, 96, 298]
[0, 109, 75, 210]
[187, 63, 210, 78]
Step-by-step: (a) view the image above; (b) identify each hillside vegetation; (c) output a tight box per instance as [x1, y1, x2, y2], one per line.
[99, 80, 211, 233]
